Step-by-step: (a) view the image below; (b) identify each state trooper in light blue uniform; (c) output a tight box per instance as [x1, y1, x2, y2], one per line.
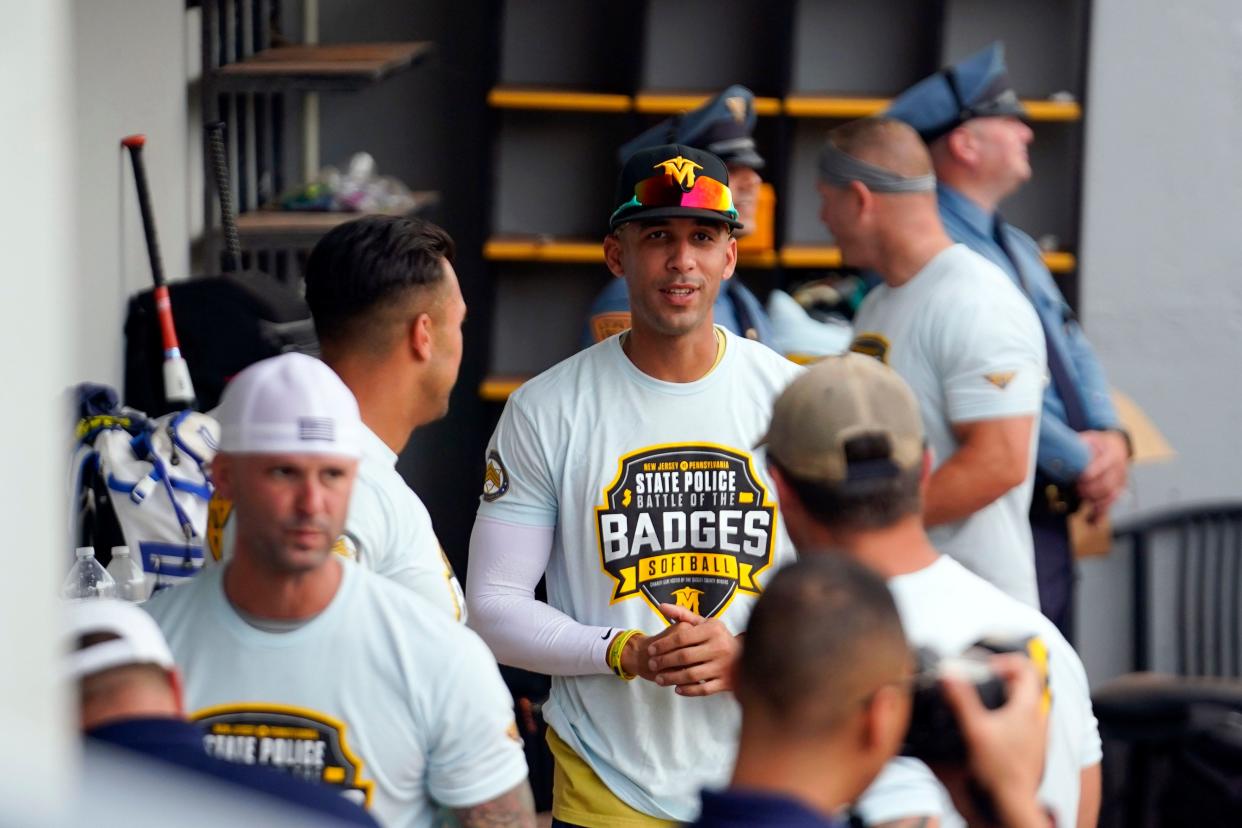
[886, 43, 1132, 638]
[582, 85, 775, 348]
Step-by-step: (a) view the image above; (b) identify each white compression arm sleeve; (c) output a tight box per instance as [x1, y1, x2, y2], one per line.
[466, 516, 615, 676]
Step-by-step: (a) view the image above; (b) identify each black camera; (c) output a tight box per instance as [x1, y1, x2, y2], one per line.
[900, 637, 1033, 762]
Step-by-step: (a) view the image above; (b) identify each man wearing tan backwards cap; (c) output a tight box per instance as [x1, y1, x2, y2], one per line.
[817, 116, 1046, 608]
[67, 599, 378, 825]
[467, 145, 802, 827]
[144, 353, 533, 828]
[759, 354, 1100, 828]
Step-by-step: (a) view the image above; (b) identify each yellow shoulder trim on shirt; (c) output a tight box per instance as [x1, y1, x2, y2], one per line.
[546, 727, 678, 828]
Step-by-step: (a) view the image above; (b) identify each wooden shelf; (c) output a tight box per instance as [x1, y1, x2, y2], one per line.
[484, 236, 604, 263]
[1041, 250, 1078, 273]
[234, 193, 439, 247]
[213, 42, 434, 91]
[783, 95, 1082, 122]
[780, 245, 844, 268]
[783, 96, 890, 119]
[634, 91, 782, 117]
[488, 86, 631, 112]
[779, 245, 1077, 273]
[484, 235, 777, 268]
[480, 375, 528, 402]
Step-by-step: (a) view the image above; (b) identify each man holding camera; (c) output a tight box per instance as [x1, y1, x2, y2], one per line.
[758, 353, 1101, 828]
[692, 555, 1052, 828]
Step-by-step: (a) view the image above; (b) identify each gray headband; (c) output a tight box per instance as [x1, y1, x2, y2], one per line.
[817, 143, 936, 193]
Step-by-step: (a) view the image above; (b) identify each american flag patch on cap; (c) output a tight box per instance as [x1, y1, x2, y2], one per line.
[298, 417, 335, 442]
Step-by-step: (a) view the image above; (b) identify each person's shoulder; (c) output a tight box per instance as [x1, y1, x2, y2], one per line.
[726, 329, 804, 378]
[143, 570, 216, 629]
[354, 564, 480, 646]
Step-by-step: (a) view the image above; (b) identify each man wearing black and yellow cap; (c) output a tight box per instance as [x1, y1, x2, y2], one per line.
[583, 86, 775, 347]
[886, 43, 1132, 638]
[468, 145, 802, 827]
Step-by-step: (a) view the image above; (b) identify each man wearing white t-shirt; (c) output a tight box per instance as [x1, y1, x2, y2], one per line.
[466, 144, 803, 827]
[817, 117, 1046, 607]
[146, 353, 533, 828]
[206, 216, 467, 621]
[759, 353, 1101, 828]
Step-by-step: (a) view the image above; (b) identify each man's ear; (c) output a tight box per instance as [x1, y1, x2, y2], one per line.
[721, 232, 737, 282]
[408, 312, 434, 363]
[168, 668, 186, 718]
[212, 454, 233, 500]
[863, 683, 911, 758]
[848, 179, 874, 218]
[603, 232, 626, 278]
[768, 463, 809, 545]
[946, 125, 976, 166]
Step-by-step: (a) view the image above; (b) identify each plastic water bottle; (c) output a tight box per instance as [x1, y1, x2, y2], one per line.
[61, 547, 117, 600]
[106, 546, 147, 602]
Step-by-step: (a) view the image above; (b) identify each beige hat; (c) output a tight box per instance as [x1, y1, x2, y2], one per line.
[758, 353, 924, 485]
[216, 353, 362, 459]
[64, 599, 175, 682]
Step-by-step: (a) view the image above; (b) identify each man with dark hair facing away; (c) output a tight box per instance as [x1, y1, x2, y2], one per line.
[759, 353, 1101, 828]
[208, 216, 468, 621]
[691, 556, 1053, 828]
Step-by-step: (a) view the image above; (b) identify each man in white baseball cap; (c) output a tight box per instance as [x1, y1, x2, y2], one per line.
[144, 353, 534, 828]
[67, 598, 378, 825]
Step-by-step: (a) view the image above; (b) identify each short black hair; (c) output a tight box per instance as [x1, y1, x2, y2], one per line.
[304, 215, 456, 346]
[769, 434, 923, 533]
[738, 556, 908, 732]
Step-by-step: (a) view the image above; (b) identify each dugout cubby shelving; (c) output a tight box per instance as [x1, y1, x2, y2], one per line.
[199, 0, 439, 283]
[482, 0, 1091, 400]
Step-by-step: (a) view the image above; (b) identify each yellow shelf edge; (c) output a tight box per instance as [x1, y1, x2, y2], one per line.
[783, 97, 889, 118]
[484, 237, 604, 264]
[479, 376, 528, 402]
[488, 86, 631, 113]
[634, 91, 782, 116]
[1041, 251, 1077, 273]
[783, 96, 1082, 122]
[779, 246, 844, 268]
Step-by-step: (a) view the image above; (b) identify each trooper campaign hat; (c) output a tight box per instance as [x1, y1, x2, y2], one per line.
[609, 144, 742, 231]
[885, 42, 1028, 143]
[619, 85, 765, 169]
[758, 353, 924, 487]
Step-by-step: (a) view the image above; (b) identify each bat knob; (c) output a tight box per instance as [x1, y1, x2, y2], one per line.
[121, 134, 147, 149]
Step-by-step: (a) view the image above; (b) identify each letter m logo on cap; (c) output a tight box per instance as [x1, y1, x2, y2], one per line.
[655, 156, 703, 191]
[298, 417, 336, 442]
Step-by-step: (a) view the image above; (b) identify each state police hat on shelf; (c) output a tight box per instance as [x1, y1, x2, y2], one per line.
[619, 85, 765, 169]
[609, 143, 742, 231]
[885, 42, 1027, 143]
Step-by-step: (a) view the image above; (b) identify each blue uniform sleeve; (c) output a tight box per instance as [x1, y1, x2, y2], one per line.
[581, 279, 632, 349]
[1012, 231, 1120, 482]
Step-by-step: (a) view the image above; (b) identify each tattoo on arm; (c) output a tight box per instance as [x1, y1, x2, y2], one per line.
[451, 781, 536, 828]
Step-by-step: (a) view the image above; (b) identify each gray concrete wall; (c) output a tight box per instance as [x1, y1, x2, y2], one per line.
[1074, 0, 1242, 685]
[0, 0, 76, 820]
[70, 0, 192, 389]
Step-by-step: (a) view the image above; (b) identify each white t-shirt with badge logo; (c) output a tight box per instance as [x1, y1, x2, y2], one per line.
[143, 558, 526, 828]
[855, 555, 1102, 828]
[476, 327, 803, 822]
[851, 244, 1046, 606]
[205, 422, 467, 622]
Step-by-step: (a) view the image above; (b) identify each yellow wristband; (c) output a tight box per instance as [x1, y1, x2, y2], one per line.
[607, 629, 642, 681]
